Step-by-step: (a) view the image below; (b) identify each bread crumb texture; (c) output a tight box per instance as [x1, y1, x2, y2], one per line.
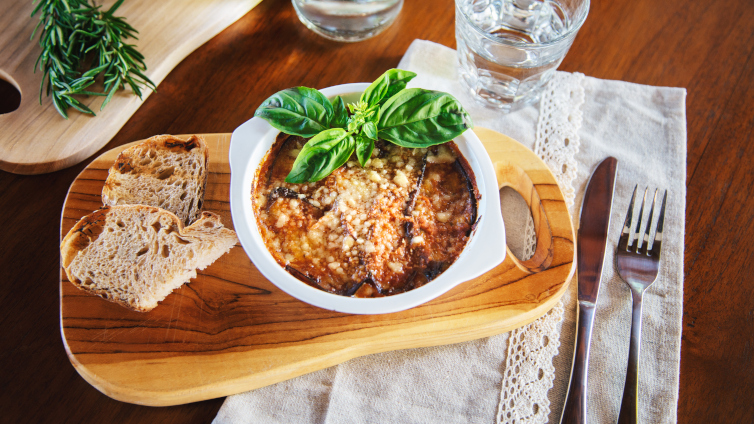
[102, 134, 209, 225]
[61, 205, 237, 312]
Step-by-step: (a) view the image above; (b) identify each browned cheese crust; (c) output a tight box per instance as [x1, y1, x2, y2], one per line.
[252, 134, 479, 298]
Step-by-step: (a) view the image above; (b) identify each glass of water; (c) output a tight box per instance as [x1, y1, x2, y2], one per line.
[456, 0, 589, 111]
[292, 0, 404, 42]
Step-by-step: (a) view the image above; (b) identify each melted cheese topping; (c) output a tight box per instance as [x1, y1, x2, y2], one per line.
[252, 134, 478, 297]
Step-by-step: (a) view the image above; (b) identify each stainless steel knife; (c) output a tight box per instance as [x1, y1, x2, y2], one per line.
[560, 156, 619, 424]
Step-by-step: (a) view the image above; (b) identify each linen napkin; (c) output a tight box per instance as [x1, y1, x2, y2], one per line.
[215, 39, 686, 424]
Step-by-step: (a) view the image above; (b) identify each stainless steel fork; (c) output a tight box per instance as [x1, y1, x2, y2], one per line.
[615, 186, 667, 424]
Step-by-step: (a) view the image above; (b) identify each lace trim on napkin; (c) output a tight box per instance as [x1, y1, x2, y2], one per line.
[497, 72, 584, 424]
[534, 72, 585, 212]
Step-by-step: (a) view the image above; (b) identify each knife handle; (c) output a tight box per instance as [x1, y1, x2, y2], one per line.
[560, 302, 596, 424]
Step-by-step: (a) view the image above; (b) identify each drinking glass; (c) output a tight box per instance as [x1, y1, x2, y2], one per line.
[292, 0, 404, 42]
[456, 0, 589, 111]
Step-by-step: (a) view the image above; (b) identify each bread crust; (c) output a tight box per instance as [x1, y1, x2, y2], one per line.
[61, 205, 236, 312]
[102, 134, 209, 225]
[106, 134, 208, 173]
[61, 207, 110, 271]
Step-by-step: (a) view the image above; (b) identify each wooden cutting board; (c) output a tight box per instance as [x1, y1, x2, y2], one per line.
[0, 0, 262, 175]
[60, 127, 575, 406]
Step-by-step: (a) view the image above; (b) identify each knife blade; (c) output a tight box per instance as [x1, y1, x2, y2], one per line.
[560, 156, 619, 424]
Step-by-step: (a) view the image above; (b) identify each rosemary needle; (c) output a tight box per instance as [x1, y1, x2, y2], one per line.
[31, 0, 156, 119]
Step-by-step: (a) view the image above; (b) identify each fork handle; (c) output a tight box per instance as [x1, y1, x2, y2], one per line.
[560, 302, 596, 424]
[617, 289, 644, 424]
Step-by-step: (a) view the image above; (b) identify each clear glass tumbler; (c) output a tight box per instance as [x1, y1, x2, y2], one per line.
[292, 0, 404, 42]
[456, 0, 589, 111]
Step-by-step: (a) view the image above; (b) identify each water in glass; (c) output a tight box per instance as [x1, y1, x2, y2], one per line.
[293, 0, 403, 42]
[456, 0, 588, 111]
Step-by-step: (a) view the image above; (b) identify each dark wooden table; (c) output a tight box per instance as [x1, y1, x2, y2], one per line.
[1, 0, 752, 422]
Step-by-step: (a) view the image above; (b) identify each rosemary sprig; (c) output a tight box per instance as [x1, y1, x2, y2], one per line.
[31, 0, 156, 119]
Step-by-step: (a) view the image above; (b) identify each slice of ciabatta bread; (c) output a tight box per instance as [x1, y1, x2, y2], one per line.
[61, 205, 237, 312]
[102, 134, 209, 225]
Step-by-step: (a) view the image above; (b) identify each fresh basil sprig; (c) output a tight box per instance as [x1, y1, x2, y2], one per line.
[331, 96, 349, 129]
[254, 87, 334, 137]
[360, 68, 417, 107]
[355, 135, 374, 167]
[287, 128, 355, 183]
[254, 69, 473, 183]
[377, 88, 471, 148]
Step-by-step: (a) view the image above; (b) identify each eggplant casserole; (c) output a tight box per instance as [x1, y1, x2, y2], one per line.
[252, 133, 479, 297]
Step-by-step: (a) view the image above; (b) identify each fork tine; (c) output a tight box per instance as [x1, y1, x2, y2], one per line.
[633, 188, 648, 252]
[650, 190, 667, 257]
[618, 185, 637, 251]
[639, 189, 658, 255]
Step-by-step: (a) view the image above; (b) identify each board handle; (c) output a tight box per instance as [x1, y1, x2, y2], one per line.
[475, 127, 568, 276]
[498, 163, 554, 274]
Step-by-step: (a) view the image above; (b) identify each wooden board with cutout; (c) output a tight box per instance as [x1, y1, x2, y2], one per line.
[0, 0, 262, 174]
[60, 128, 575, 405]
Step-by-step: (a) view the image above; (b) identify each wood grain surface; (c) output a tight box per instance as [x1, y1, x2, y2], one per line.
[0, 0, 261, 175]
[60, 129, 574, 406]
[1, 0, 752, 422]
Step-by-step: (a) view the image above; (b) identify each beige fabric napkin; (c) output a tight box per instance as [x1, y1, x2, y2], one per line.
[215, 39, 686, 424]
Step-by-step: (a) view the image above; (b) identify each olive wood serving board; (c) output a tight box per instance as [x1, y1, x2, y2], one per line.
[0, 0, 261, 175]
[60, 128, 575, 406]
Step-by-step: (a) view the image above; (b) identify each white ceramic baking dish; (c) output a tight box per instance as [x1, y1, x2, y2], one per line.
[229, 83, 505, 314]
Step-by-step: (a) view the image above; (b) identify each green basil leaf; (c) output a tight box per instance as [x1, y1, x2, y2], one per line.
[255, 87, 334, 137]
[377, 88, 472, 148]
[331, 95, 348, 129]
[360, 69, 417, 107]
[286, 129, 355, 183]
[355, 135, 374, 167]
[363, 121, 378, 140]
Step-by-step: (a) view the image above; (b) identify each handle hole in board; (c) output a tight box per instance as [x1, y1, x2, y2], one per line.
[500, 186, 536, 261]
[496, 163, 554, 274]
[0, 74, 21, 115]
